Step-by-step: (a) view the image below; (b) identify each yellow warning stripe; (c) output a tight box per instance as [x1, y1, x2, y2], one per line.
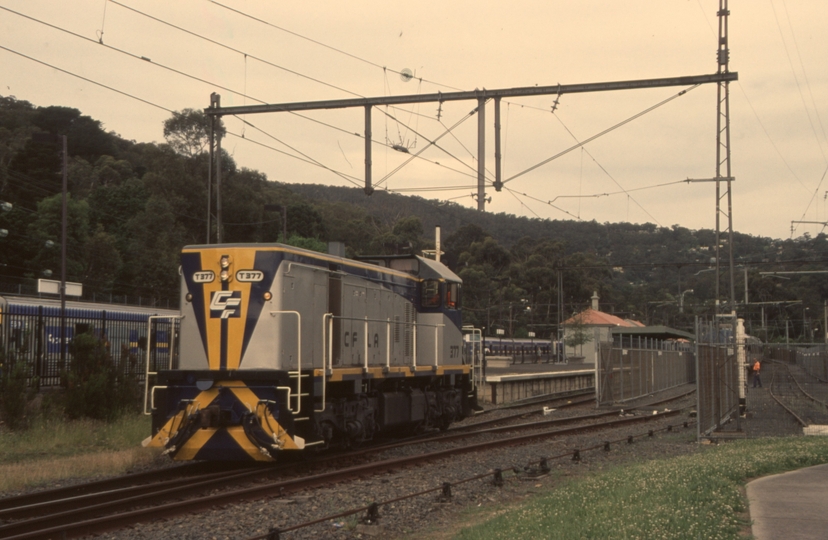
[228, 386, 302, 450]
[145, 387, 220, 448]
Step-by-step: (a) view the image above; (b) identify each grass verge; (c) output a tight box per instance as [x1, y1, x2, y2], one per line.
[0, 414, 159, 492]
[454, 437, 828, 540]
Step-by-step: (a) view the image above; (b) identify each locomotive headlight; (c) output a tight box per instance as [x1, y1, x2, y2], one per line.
[220, 256, 231, 269]
[263, 291, 272, 301]
[220, 269, 231, 282]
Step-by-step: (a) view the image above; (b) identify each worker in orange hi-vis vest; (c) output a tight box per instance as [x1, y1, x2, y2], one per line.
[752, 359, 762, 388]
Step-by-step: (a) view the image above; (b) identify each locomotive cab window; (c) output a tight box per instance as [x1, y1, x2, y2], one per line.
[421, 279, 441, 308]
[445, 282, 460, 309]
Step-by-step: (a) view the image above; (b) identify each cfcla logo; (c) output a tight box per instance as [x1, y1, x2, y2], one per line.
[209, 291, 242, 319]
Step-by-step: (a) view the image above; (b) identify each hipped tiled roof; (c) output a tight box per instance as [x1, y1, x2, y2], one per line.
[564, 308, 643, 327]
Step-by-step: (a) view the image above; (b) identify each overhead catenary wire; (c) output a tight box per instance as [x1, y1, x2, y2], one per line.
[504, 85, 701, 185]
[550, 113, 663, 227]
[769, 0, 827, 164]
[1, 2, 770, 233]
[0, 41, 480, 197]
[0, 4, 487, 196]
[503, 187, 582, 221]
[0, 44, 172, 114]
[207, 0, 465, 94]
[373, 105, 486, 189]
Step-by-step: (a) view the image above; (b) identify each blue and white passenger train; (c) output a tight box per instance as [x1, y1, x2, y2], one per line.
[0, 295, 178, 386]
[144, 243, 478, 461]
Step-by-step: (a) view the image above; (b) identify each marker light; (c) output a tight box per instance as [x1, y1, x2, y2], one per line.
[263, 291, 272, 301]
[185, 293, 193, 302]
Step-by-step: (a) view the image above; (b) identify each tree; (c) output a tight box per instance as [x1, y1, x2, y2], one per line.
[26, 193, 90, 283]
[443, 223, 489, 269]
[563, 313, 593, 357]
[82, 226, 122, 295]
[163, 109, 226, 158]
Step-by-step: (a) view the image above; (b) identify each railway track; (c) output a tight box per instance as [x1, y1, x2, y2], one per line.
[0, 389, 694, 539]
[768, 361, 828, 427]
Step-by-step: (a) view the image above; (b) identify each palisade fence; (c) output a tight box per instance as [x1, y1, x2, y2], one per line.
[596, 337, 695, 406]
[766, 343, 828, 382]
[696, 319, 740, 436]
[0, 305, 179, 387]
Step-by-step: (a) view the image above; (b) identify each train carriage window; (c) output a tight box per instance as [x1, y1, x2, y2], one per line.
[445, 282, 461, 309]
[421, 280, 441, 308]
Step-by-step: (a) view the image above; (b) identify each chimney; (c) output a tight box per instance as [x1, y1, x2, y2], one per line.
[591, 291, 600, 311]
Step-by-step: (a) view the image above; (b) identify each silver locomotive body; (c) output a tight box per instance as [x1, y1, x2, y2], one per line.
[146, 244, 476, 461]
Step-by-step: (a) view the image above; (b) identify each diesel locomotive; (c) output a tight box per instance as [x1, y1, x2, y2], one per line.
[144, 243, 478, 461]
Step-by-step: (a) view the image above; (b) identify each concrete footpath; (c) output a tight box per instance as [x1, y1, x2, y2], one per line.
[747, 462, 828, 540]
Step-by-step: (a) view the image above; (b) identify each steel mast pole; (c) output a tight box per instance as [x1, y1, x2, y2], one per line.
[476, 95, 486, 211]
[715, 0, 736, 316]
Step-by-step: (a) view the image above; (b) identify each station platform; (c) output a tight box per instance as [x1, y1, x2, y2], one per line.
[478, 358, 595, 405]
[747, 463, 828, 540]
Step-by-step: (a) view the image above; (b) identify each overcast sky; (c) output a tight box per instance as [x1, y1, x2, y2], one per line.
[2, 0, 826, 242]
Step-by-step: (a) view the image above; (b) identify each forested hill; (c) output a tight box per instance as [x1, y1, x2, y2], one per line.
[289, 182, 750, 258]
[1, 95, 826, 341]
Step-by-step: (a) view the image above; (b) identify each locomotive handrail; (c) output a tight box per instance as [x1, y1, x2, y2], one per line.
[323, 314, 446, 370]
[462, 326, 483, 390]
[269, 310, 302, 415]
[318, 312, 334, 414]
[143, 315, 182, 416]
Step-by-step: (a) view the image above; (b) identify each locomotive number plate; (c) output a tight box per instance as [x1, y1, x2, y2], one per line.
[236, 270, 264, 282]
[193, 271, 215, 283]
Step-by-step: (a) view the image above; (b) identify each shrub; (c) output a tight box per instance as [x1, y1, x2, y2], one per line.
[63, 333, 142, 421]
[0, 357, 32, 430]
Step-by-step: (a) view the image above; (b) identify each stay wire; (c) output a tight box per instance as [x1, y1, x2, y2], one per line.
[504, 85, 700, 185]
[374, 104, 491, 189]
[792, 163, 828, 237]
[232, 116, 363, 188]
[503, 186, 542, 219]
[551, 113, 663, 227]
[503, 186, 582, 221]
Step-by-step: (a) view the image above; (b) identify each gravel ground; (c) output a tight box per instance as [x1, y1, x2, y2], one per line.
[92, 387, 704, 540]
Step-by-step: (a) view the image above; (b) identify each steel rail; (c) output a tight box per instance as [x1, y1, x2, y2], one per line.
[767, 363, 809, 427]
[3, 410, 682, 539]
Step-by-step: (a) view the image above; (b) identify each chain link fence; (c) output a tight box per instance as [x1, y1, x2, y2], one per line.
[765, 344, 828, 382]
[596, 337, 695, 406]
[696, 320, 740, 436]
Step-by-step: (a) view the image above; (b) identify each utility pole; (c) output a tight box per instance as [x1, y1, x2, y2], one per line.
[60, 134, 67, 370]
[32, 132, 68, 368]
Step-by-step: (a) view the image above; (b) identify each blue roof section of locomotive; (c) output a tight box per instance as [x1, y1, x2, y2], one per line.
[414, 255, 461, 282]
[184, 243, 461, 284]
